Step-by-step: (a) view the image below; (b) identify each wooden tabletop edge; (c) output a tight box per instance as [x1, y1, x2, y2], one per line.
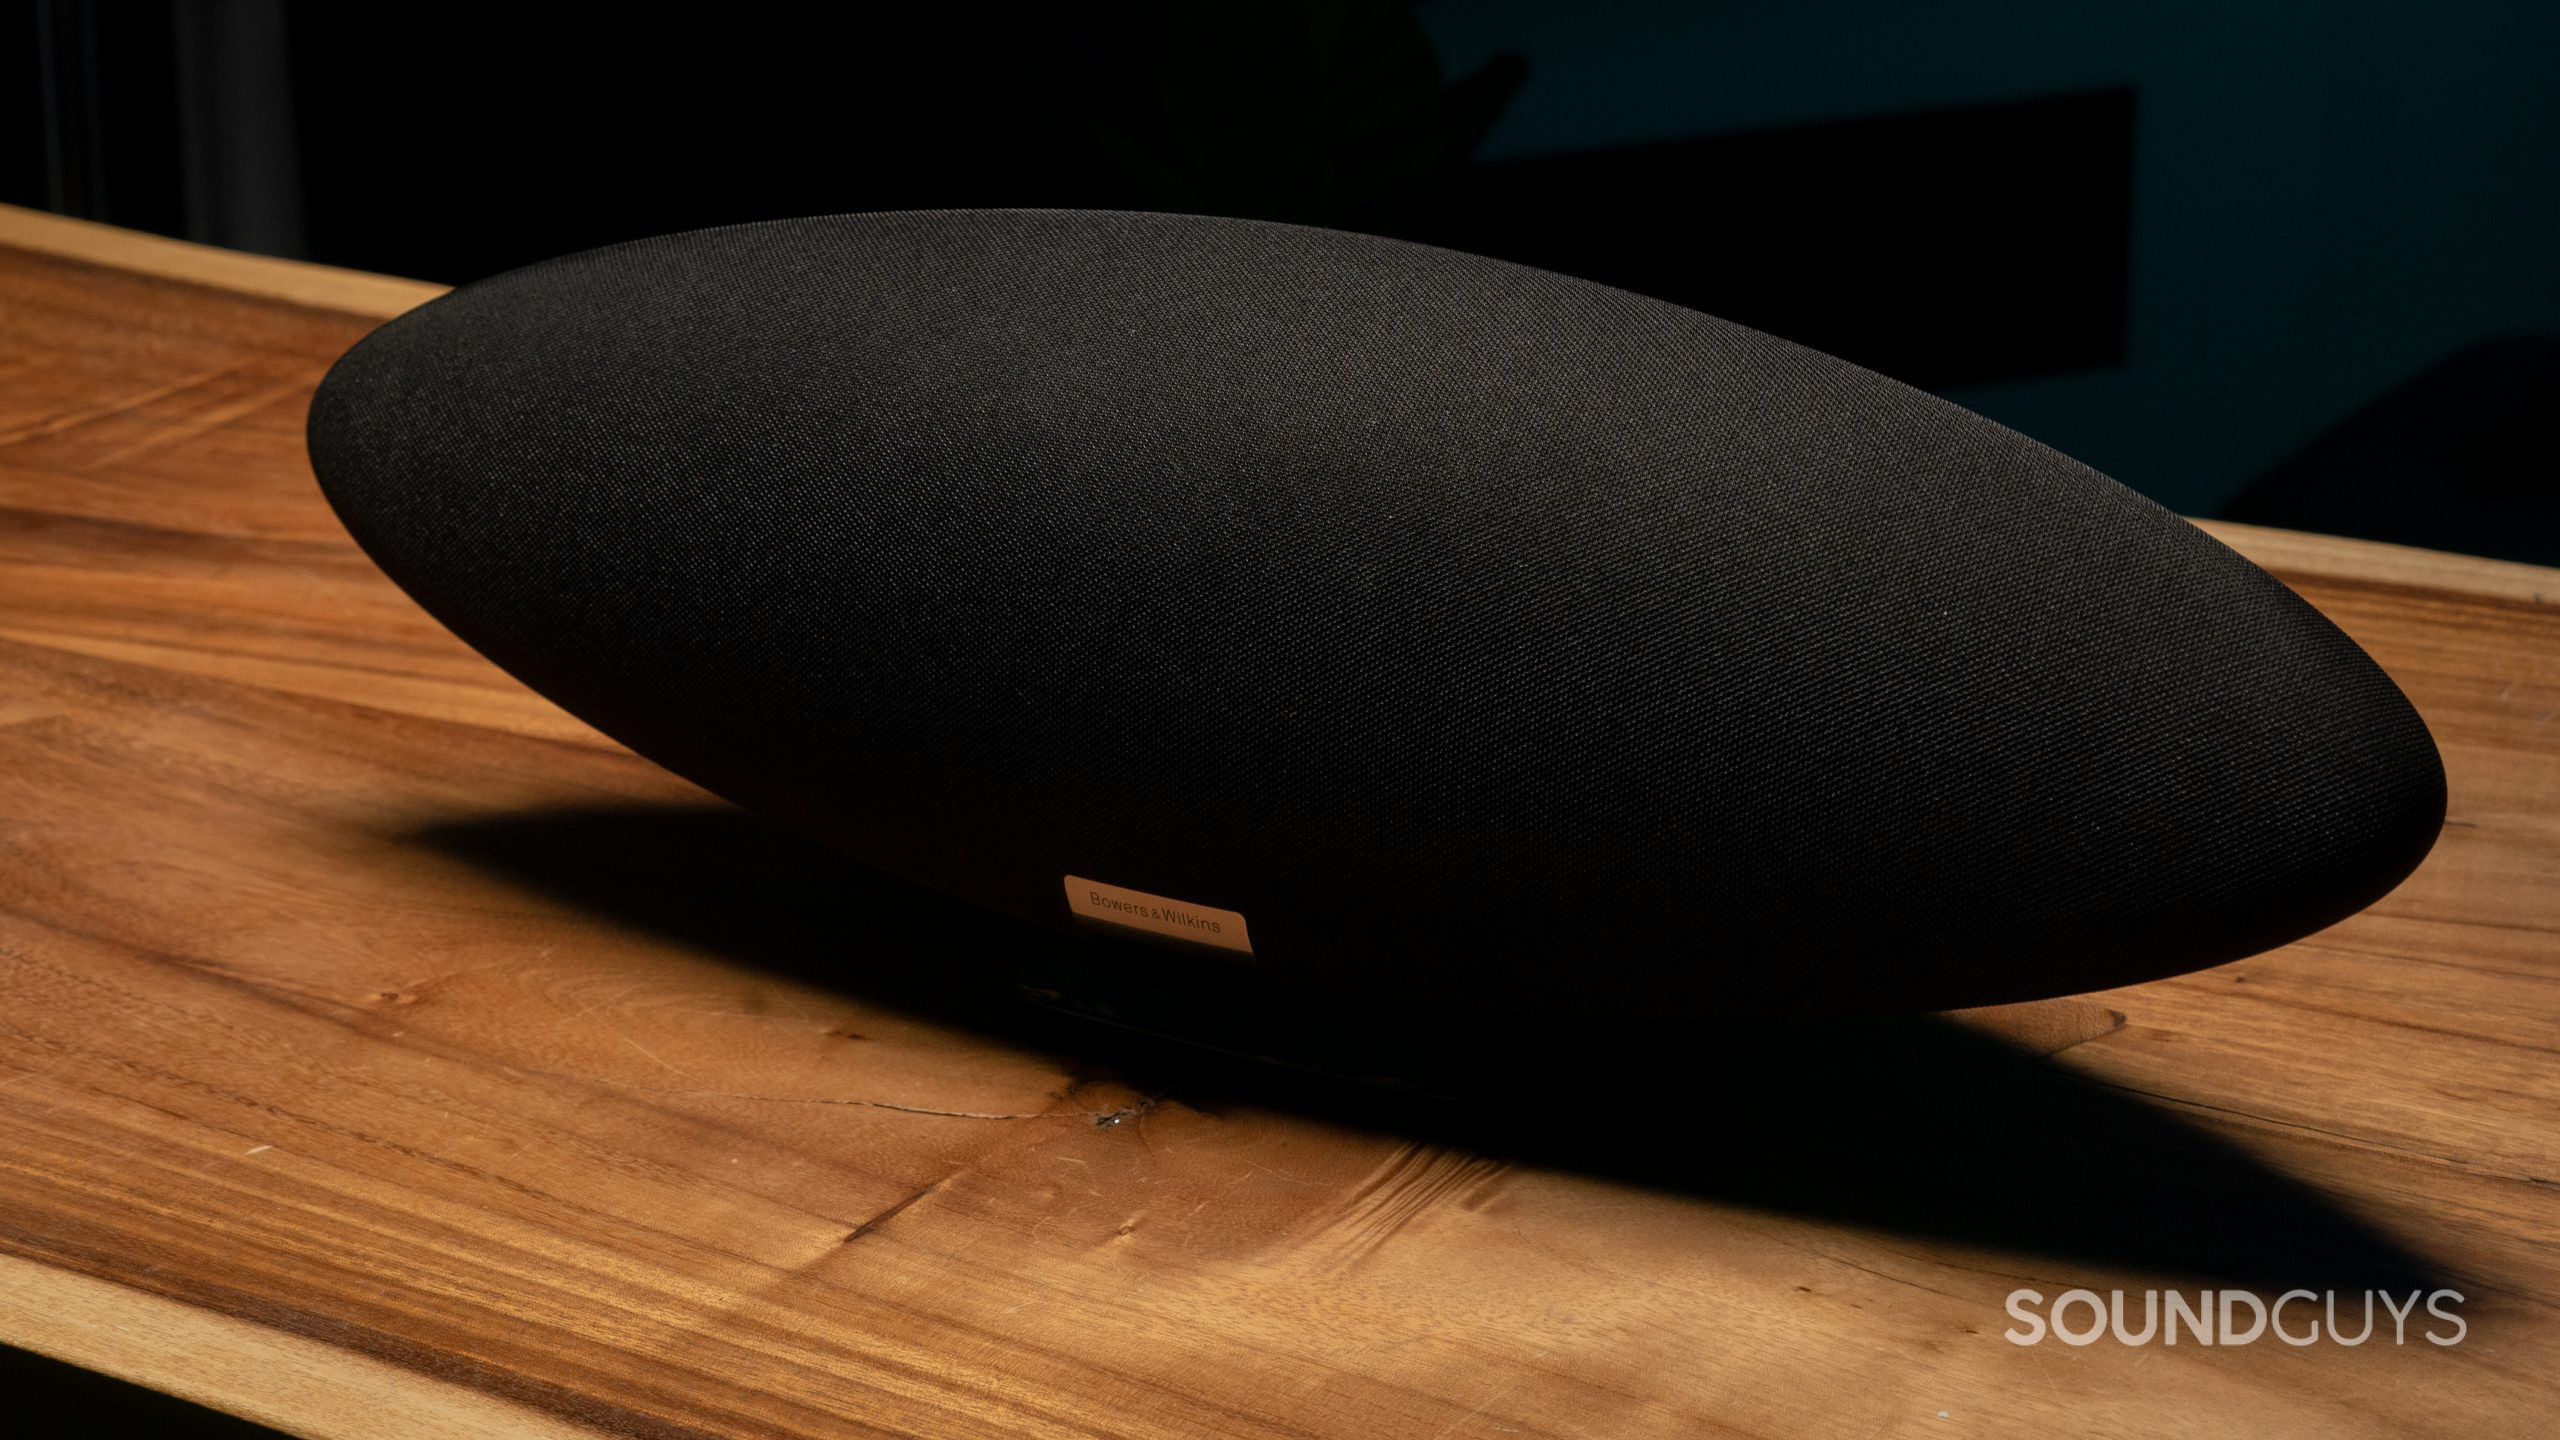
[0, 1254, 605, 1440]
[0, 203, 447, 319]
[2198, 518, 2559, 606]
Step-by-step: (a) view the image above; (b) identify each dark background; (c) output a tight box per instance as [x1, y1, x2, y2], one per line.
[9, 0, 2559, 560]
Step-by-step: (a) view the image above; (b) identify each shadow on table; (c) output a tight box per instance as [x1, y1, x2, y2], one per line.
[414, 801, 2455, 1296]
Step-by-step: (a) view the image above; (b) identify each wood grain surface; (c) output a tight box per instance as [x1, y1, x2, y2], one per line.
[1, 204, 2554, 1438]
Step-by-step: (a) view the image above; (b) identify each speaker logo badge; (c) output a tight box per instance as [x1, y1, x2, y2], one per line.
[1064, 876, 1254, 955]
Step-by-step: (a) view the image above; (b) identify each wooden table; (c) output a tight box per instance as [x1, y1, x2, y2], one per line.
[1, 203, 2553, 1438]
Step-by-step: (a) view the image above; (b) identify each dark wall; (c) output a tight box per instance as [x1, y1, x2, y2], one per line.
[1425, 0, 2560, 524]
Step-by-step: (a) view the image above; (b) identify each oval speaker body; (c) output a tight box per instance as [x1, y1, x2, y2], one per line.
[308, 210, 2444, 1017]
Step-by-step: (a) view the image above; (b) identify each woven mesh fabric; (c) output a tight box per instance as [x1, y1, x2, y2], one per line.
[308, 210, 2445, 1015]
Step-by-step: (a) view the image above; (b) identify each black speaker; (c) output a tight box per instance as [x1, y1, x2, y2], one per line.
[307, 210, 2444, 1018]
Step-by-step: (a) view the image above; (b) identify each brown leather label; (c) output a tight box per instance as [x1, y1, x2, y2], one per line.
[1063, 875, 1254, 954]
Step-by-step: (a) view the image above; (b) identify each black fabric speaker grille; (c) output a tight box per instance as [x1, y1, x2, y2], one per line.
[308, 210, 2444, 1014]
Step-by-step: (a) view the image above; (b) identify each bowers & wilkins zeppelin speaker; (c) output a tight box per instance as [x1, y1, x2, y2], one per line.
[307, 210, 2445, 1018]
